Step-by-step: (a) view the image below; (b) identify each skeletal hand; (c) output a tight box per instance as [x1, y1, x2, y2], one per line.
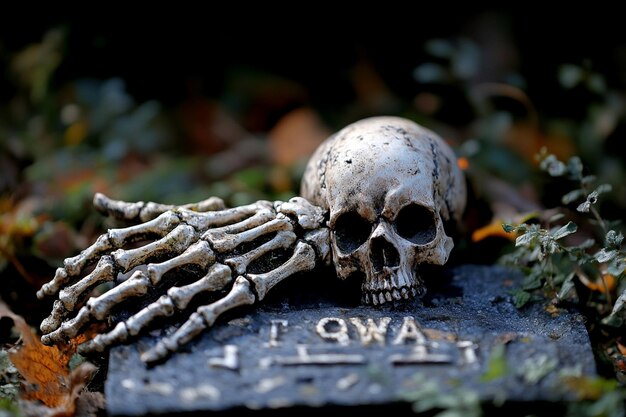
[38, 193, 328, 364]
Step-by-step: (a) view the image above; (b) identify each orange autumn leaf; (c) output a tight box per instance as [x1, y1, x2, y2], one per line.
[457, 157, 469, 171]
[472, 220, 518, 242]
[0, 301, 89, 410]
[578, 273, 616, 294]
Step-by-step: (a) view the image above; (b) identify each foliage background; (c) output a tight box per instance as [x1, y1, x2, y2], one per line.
[1, 8, 626, 415]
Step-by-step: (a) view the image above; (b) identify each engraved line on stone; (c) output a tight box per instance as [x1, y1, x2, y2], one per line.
[207, 345, 239, 370]
[336, 373, 360, 390]
[179, 384, 221, 402]
[265, 319, 288, 348]
[389, 346, 453, 365]
[268, 345, 366, 366]
[255, 376, 287, 394]
[457, 340, 479, 365]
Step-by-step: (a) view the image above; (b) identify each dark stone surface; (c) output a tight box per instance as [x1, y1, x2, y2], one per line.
[105, 265, 596, 416]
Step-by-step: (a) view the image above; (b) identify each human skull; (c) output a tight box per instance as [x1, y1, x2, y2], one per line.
[301, 116, 466, 305]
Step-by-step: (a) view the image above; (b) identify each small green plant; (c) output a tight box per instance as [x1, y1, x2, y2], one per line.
[500, 149, 625, 322]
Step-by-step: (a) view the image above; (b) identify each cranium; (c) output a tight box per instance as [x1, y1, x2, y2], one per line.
[301, 116, 466, 305]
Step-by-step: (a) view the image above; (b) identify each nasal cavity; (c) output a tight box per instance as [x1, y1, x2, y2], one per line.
[370, 236, 400, 272]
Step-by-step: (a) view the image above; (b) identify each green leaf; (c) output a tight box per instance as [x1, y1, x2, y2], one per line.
[558, 273, 576, 300]
[608, 258, 626, 276]
[577, 201, 591, 213]
[574, 238, 596, 250]
[552, 221, 577, 240]
[502, 223, 515, 233]
[602, 289, 626, 327]
[567, 156, 584, 179]
[594, 183, 612, 195]
[523, 268, 544, 290]
[480, 343, 508, 382]
[515, 232, 535, 247]
[558, 64, 583, 89]
[518, 354, 558, 385]
[595, 249, 617, 263]
[605, 230, 624, 248]
[581, 175, 597, 187]
[539, 155, 567, 176]
[513, 289, 532, 307]
[561, 189, 584, 205]
[549, 213, 566, 223]
[544, 239, 560, 254]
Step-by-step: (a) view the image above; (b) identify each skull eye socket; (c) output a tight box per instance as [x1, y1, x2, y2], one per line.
[394, 204, 437, 245]
[333, 211, 371, 253]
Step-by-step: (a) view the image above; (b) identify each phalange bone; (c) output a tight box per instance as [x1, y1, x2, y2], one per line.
[88, 270, 152, 321]
[113, 225, 197, 272]
[94, 192, 226, 222]
[276, 197, 326, 230]
[205, 217, 293, 253]
[41, 254, 115, 334]
[141, 276, 256, 364]
[37, 267, 69, 300]
[63, 234, 113, 277]
[93, 193, 145, 221]
[79, 322, 129, 354]
[146, 240, 215, 285]
[303, 229, 331, 266]
[40, 300, 67, 334]
[225, 230, 296, 276]
[167, 264, 233, 310]
[199, 209, 275, 240]
[41, 303, 92, 344]
[125, 295, 176, 336]
[190, 201, 274, 231]
[247, 241, 317, 301]
[59, 256, 116, 311]
[108, 211, 181, 247]
[80, 265, 233, 354]
[198, 276, 256, 326]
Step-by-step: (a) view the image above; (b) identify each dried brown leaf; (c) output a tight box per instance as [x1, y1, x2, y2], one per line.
[0, 301, 94, 416]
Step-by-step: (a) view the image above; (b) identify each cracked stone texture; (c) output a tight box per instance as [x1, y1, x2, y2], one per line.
[105, 265, 596, 416]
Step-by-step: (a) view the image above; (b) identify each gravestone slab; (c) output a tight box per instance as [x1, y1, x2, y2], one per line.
[105, 265, 596, 416]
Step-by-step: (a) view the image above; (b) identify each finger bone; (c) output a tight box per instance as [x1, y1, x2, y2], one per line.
[147, 240, 215, 285]
[113, 224, 197, 272]
[59, 256, 115, 311]
[141, 276, 255, 364]
[225, 230, 296, 276]
[247, 241, 316, 300]
[88, 270, 152, 321]
[205, 216, 292, 253]
[168, 263, 232, 310]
